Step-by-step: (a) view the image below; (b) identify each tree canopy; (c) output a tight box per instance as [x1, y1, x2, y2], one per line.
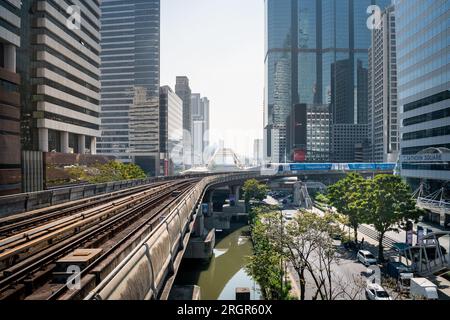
[327, 173, 370, 242]
[243, 179, 269, 210]
[327, 173, 421, 262]
[68, 161, 147, 184]
[365, 175, 421, 261]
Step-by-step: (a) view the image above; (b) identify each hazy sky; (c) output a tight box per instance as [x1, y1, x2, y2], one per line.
[161, 0, 265, 158]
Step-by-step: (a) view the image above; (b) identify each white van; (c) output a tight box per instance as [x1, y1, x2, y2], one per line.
[410, 278, 439, 300]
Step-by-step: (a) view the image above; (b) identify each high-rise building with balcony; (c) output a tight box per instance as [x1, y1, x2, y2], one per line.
[396, 0, 450, 193]
[368, 5, 399, 163]
[264, 0, 390, 163]
[19, 0, 101, 156]
[0, 0, 22, 195]
[98, 0, 160, 176]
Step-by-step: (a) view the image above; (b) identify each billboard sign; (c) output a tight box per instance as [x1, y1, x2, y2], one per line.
[406, 230, 413, 245]
[417, 226, 424, 245]
[293, 149, 306, 162]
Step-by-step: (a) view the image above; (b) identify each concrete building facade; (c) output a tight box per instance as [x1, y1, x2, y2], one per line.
[0, 0, 22, 195]
[19, 0, 101, 156]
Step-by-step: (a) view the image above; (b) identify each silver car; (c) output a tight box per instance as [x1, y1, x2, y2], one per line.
[357, 250, 377, 266]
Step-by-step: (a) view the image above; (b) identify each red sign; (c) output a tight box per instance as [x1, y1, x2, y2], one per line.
[293, 149, 306, 162]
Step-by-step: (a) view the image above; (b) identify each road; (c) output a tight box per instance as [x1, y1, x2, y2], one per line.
[265, 196, 369, 300]
[287, 243, 369, 300]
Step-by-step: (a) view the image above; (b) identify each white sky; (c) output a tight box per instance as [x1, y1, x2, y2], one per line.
[161, 0, 265, 158]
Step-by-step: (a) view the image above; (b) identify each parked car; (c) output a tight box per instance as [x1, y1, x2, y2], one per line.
[365, 283, 392, 300]
[357, 250, 378, 266]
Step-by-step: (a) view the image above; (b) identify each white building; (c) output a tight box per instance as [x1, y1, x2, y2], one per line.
[368, 5, 399, 163]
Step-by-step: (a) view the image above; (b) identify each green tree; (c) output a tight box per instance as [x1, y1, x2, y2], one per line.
[67, 166, 88, 182]
[280, 211, 344, 300]
[365, 175, 421, 262]
[242, 179, 269, 212]
[88, 161, 146, 183]
[121, 162, 147, 180]
[327, 173, 370, 243]
[314, 193, 329, 204]
[246, 213, 291, 300]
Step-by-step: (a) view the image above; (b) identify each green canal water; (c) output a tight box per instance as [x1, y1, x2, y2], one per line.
[175, 223, 262, 300]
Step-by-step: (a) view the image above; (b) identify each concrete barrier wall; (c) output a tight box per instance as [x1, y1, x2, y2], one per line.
[0, 173, 223, 218]
[96, 246, 154, 300]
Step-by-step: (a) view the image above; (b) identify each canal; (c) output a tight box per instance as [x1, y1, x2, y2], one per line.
[174, 222, 262, 300]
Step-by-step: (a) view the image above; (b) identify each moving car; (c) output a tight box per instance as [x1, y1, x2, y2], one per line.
[410, 278, 439, 300]
[365, 283, 392, 300]
[357, 250, 378, 266]
[283, 212, 294, 221]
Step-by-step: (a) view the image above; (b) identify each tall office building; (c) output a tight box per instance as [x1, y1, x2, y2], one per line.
[201, 97, 210, 149]
[396, 0, 450, 194]
[191, 93, 210, 166]
[253, 139, 263, 166]
[175, 76, 192, 166]
[264, 0, 390, 163]
[159, 86, 183, 175]
[331, 124, 369, 162]
[368, 5, 399, 163]
[18, 0, 101, 155]
[0, 0, 22, 195]
[98, 0, 160, 176]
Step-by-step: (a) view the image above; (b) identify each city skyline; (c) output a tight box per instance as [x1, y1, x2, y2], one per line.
[161, 0, 264, 157]
[0, 0, 449, 304]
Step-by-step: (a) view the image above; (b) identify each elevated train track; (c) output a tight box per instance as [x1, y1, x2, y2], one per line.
[0, 172, 257, 300]
[0, 179, 198, 300]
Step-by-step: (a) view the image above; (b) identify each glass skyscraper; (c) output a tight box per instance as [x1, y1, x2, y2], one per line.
[98, 0, 160, 176]
[396, 0, 450, 194]
[264, 0, 390, 163]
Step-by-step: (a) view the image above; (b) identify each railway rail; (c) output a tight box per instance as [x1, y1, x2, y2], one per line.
[0, 181, 170, 237]
[0, 178, 199, 300]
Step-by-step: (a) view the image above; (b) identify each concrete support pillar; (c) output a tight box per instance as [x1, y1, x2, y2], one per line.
[234, 186, 240, 204]
[38, 128, 49, 152]
[193, 211, 205, 237]
[90, 137, 97, 155]
[60, 131, 69, 153]
[4, 44, 16, 72]
[229, 186, 240, 206]
[78, 135, 86, 154]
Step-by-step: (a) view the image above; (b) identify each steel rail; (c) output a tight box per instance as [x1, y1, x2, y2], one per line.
[47, 182, 197, 300]
[0, 181, 170, 236]
[0, 179, 197, 298]
[0, 182, 174, 260]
